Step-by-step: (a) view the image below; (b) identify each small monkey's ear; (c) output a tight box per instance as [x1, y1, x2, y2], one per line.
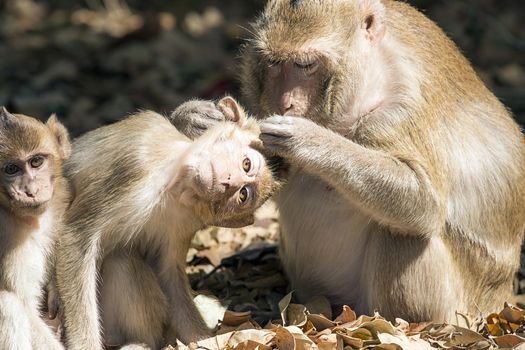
[359, 0, 386, 42]
[0, 106, 16, 128]
[217, 96, 246, 125]
[46, 114, 72, 160]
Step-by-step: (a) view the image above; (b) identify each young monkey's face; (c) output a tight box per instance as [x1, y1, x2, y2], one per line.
[0, 109, 69, 217]
[180, 97, 279, 228]
[0, 151, 53, 216]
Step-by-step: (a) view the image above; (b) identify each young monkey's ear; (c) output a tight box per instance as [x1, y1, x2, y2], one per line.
[217, 96, 246, 125]
[0, 106, 16, 128]
[46, 114, 72, 160]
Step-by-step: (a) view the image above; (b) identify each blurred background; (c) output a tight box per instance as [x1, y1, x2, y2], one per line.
[0, 0, 523, 136]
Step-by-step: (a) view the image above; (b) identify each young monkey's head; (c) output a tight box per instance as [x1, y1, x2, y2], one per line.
[180, 97, 285, 228]
[0, 107, 70, 217]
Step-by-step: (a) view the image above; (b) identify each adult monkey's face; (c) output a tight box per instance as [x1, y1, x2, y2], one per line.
[240, 0, 387, 131]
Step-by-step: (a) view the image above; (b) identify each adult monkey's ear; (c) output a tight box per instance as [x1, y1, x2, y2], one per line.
[359, 0, 386, 42]
[217, 96, 247, 125]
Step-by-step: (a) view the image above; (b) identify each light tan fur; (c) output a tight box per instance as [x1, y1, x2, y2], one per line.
[239, 0, 525, 321]
[174, 0, 525, 322]
[56, 98, 281, 350]
[0, 108, 70, 349]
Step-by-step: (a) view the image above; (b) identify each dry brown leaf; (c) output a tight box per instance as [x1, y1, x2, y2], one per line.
[493, 334, 525, 348]
[370, 344, 402, 350]
[238, 339, 273, 350]
[286, 304, 308, 327]
[334, 306, 357, 324]
[316, 333, 342, 350]
[501, 304, 525, 324]
[303, 320, 316, 335]
[218, 321, 262, 335]
[287, 326, 320, 350]
[423, 324, 488, 349]
[351, 319, 396, 337]
[274, 327, 296, 350]
[223, 311, 253, 327]
[335, 332, 364, 349]
[190, 329, 274, 350]
[377, 333, 433, 350]
[307, 314, 336, 332]
[279, 292, 294, 325]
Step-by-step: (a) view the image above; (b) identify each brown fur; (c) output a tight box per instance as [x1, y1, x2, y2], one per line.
[238, 0, 525, 321]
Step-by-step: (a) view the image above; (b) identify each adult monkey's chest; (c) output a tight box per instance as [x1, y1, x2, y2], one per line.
[277, 170, 370, 255]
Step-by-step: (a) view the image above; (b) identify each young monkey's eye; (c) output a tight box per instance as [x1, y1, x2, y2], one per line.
[29, 156, 45, 168]
[239, 186, 249, 203]
[4, 163, 20, 175]
[242, 157, 251, 172]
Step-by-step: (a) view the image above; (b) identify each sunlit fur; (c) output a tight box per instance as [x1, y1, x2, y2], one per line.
[240, 0, 525, 321]
[0, 108, 70, 350]
[57, 104, 280, 350]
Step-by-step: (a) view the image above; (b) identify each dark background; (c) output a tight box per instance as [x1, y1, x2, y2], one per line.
[0, 0, 523, 136]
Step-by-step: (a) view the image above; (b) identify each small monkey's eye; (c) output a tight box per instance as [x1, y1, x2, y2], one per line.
[29, 156, 45, 168]
[242, 157, 251, 172]
[239, 186, 249, 203]
[4, 163, 20, 176]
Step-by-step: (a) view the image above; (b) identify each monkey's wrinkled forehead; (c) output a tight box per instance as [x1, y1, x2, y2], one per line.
[253, 0, 359, 59]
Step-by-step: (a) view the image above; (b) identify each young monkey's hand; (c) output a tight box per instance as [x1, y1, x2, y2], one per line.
[169, 99, 226, 140]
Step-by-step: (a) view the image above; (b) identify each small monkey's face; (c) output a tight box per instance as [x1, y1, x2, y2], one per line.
[0, 153, 54, 215]
[0, 108, 70, 217]
[178, 96, 279, 228]
[182, 124, 275, 228]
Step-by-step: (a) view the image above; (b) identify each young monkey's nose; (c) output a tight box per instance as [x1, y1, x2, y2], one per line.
[220, 173, 245, 191]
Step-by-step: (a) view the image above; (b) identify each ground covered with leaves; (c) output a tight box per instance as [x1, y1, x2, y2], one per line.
[171, 301, 525, 350]
[184, 202, 525, 350]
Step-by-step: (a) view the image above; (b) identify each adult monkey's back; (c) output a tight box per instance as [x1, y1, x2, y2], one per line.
[238, 0, 525, 321]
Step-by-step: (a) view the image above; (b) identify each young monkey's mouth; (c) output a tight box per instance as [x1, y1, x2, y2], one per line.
[16, 201, 47, 209]
[11, 199, 49, 216]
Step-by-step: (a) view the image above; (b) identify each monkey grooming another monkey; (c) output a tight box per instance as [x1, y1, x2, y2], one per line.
[56, 97, 281, 350]
[0, 107, 70, 350]
[174, 0, 525, 323]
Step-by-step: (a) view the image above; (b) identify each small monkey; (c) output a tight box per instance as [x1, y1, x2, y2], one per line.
[56, 97, 281, 350]
[175, 0, 525, 322]
[0, 107, 70, 350]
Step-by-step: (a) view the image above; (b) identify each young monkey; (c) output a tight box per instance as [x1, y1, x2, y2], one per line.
[56, 97, 282, 350]
[0, 107, 70, 350]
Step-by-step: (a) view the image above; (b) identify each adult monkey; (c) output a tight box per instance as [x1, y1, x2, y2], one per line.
[173, 0, 525, 322]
